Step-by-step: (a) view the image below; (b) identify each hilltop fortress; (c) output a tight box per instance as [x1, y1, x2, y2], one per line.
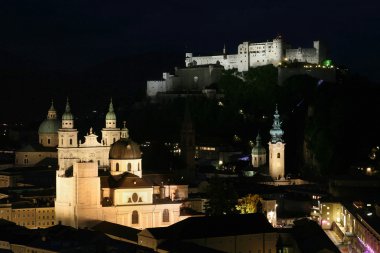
[185, 36, 326, 72]
[147, 36, 328, 100]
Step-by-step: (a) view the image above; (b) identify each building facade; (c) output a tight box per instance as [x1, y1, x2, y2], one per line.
[185, 37, 326, 72]
[55, 99, 189, 230]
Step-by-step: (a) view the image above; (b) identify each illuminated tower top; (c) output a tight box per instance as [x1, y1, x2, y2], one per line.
[269, 105, 284, 143]
[61, 98, 74, 129]
[47, 100, 57, 120]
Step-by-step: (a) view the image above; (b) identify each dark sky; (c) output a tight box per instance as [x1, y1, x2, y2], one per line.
[0, 0, 379, 122]
[1, 0, 379, 72]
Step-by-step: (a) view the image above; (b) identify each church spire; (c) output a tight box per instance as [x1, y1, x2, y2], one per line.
[108, 98, 114, 112]
[65, 97, 71, 113]
[62, 97, 74, 128]
[269, 104, 284, 143]
[105, 98, 116, 128]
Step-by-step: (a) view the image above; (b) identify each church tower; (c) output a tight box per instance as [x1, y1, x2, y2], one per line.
[55, 161, 102, 228]
[251, 133, 266, 168]
[58, 98, 78, 170]
[101, 98, 121, 146]
[268, 105, 285, 179]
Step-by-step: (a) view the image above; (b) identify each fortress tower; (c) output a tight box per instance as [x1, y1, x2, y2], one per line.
[268, 105, 285, 179]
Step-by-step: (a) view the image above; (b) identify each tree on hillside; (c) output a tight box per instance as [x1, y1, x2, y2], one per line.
[235, 194, 263, 214]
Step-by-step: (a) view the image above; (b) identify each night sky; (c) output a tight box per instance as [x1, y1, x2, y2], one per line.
[1, 0, 379, 122]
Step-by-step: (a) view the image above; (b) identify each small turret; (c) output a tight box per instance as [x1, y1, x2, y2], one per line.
[47, 100, 57, 120]
[121, 121, 129, 139]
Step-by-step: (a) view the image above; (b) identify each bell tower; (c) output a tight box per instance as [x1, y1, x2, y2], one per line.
[268, 105, 285, 179]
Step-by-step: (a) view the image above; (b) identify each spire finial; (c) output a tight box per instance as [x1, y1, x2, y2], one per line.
[65, 97, 71, 112]
[109, 98, 114, 112]
[49, 99, 55, 111]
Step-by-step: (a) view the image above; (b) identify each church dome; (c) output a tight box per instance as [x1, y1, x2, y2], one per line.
[109, 138, 141, 159]
[62, 111, 74, 120]
[38, 119, 60, 134]
[251, 134, 266, 155]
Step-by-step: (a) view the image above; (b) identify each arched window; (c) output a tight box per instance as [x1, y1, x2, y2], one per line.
[40, 139, 43, 144]
[132, 210, 138, 224]
[70, 139, 72, 145]
[163, 209, 169, 222]
[48, 139, 50, 144]
[277, 153, 280, 158]
[254, 157, 257, 162]
[116, 163, 119, 171]
[128, 163, 131, 171]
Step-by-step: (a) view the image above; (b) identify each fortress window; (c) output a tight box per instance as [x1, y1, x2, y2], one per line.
[132, 210, 139, 224]
[48, 139, 50, 144]
[70, 139, 72, 145]
[277, 153, 280, 158]
[163, 209, 169, 222]
[116, 163, 119, 171]
[128, 163, 131, 171]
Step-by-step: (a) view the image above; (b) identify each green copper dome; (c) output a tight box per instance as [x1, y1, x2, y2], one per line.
[38, 119, 60, 134]
[106, 99, 116, 120]
[62, 98, 74, 120]
[252, 134, 266, 155]
[270, 105, 284, 143]
[39, 101, 60, 134]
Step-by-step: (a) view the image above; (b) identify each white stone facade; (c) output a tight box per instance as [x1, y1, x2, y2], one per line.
[186, 38, 283, 72]
[55, 99, 189, 230]
[268, 142, 285, 179]
[185, 38, 325, 72]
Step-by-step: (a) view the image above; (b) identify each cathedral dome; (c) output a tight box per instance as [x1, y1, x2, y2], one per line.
[38, 119, 60, 134]
[109, 138, 141, 159]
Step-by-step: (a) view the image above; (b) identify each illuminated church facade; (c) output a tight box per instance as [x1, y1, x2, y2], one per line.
[54, 99, 189, 229]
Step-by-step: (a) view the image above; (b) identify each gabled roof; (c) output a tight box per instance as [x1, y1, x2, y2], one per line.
[159, 240, 225, 253]
[17, 144, 56, 152]
[92, 221, 141, 243]
[141, 213, 274, 240]
[115, 173, 152, 188]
